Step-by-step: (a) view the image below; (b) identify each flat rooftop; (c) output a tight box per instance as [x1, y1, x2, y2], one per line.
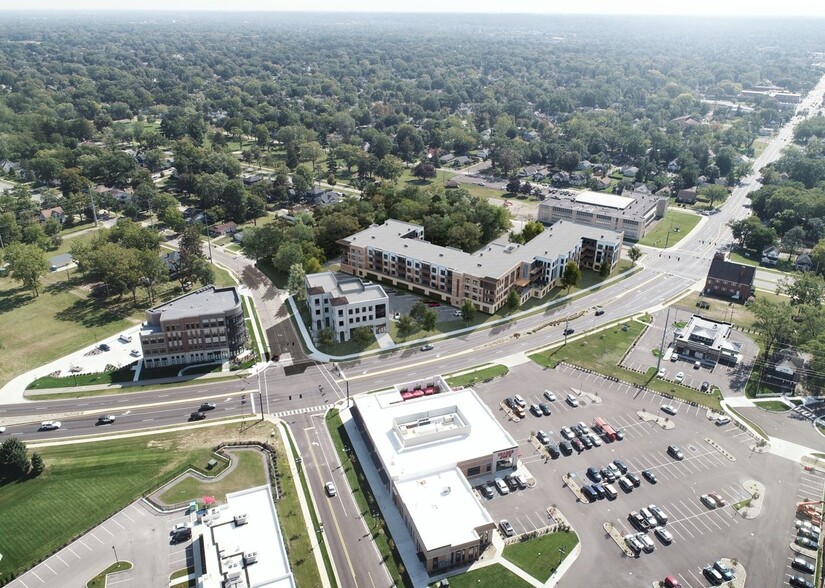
[541, 188, 663, 220]
[305, 271, 387, 304]
[394, 467, 494, 552]
[574, 190, 634, 210]
[354, 386, 517, 482]
[201, 485, 296, 588]
[343, 219, 622, 280]
[146, 285, 241, 321]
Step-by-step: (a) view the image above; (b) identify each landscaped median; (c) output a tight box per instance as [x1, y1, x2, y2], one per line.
[85, 561, 133, 588]
[502, 529, 579, 583]
[444, 364, 509, 388]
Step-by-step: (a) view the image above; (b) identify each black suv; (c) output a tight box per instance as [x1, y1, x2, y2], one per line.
[189, 411, 206, 421]
[172, 527, 192, 543]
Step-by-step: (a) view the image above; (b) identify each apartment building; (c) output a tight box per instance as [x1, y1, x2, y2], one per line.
[139, 285, 248, 368]
[537, 189, 668, 240]
[305, 271, 389, 343]
[338, 219, 622, 314]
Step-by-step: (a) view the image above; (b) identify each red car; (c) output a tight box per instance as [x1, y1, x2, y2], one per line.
[426, 302, 440, 307]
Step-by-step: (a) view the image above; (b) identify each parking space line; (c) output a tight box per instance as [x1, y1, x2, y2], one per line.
[30, 570, 44, 584]
[681, 499, 718, 533]
[17, 579, 30, 588]
[98, 525, 115, 537]
[67, 546, 81, 560]
[41, 561, 56, 575]
[121, 510, 136, 523]
[55, 553, 69, 567]
[687, 569, 705, 587]
[78, 538, 94, 551]
[110, 518, 125, 530]
[667, 502, 701, 537]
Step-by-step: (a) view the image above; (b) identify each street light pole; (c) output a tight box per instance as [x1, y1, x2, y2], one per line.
[112, 545, 119, 564]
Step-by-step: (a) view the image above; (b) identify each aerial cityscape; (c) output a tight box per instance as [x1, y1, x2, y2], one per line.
[1, 6, 825, 588]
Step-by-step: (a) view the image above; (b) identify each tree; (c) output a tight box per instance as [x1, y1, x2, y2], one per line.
[599, 262, 611, 279]
[0, 437, 30, 479]
[29, 452, 45, 477]
[504, 289, 520, 313]
[3, 243, 48, 296]
[561, 261, 581, 295]
[421, 309, 437, 331]
[410, 300, 428, 323]
[397, 314, 415, 337]
[700, 185, 727, 209]
[352, 326, 375, 346]
[628, 245, 642, 266]
[273, 241, 304, 273]
[782, 226, 806, 259]
[777, 272, 825, 307]
[375, 155, 405, 182]
[138, 250, 169, 305]
[287, 263, 307, 304]
[506, 176, 521, 194]
[750, 297, 795, 360]
[412, 161, 436, 180]
[460, 299, 476, 323]
[178, 225, 212, 287]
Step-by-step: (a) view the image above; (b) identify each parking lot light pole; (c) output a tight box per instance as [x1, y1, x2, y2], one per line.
[113, 545, 119, 564]
[557, 546, 565, 568]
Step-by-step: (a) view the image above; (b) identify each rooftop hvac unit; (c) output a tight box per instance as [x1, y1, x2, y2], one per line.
[244, 552, 258, 564]
[234, 513, 248, 526]
[225, 571, 242, 582]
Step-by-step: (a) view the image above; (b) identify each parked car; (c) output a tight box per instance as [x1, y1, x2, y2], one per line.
[499, 519, 515, 537]
[325, 481, 337, 496]
[543, 390, 557, 401]
[38, 420, 61, 431]
[420, 344, 434, 351]
[708, 492, 726, 507]
[566, 393, 579, 407]
[514, 474, 528, 490]
[588, 433, 602, 447]
[649, 504, 668, 525]
[580, 435, 593, 449]
[660, 404, 677, 415]
[539, 403, 552, 416]
[700, 381, 710, 392]
[653, 526, 673, 545]
[796, 536, 818, 550]
[791, 557, 815, 574]
[693, 360, 701, 369]
[657, 368, 667, 378]
[571, 438, 585, 452]
[663, 576, 681, 588]
[97, 415, 116, 425]
[636, 532, 654, 553]
[600, 467, 616, 483]
[592, 483, 606, 500]
[674, 371, 685, 383]
[529, 404, 543, 417]
[172, 527, 192, 544]
[587, 467, 602, 482]
[513, 395, 526, 408]
[504, 474, 519, 491]
[614, 429, 625, 441]
[536, 430, 550, 445]
[494, 478, 509, 495]
[700, 494, 717, 509]
[642, 469, 658, 484]
[624, 534, 643, 554]
[607, 462, 622, 479]
[189, 412, 206, 421]
[603, 483, 618, 500]
[789, 576, 815, 588]
[199, 402, 216, 411]
[667, 445, 684, 460]
[797, 527, 820, 541]
[582, 485, 598, 502]
[170, 522, 189, 534]
[626, 472, 641, 487]
[478, 484, 494, 500]
[716, 416, 731, 425]
[98, 343, 111, 351]
[628, 511, 649, 531]
[713, 561, 734, 581]
[559, 440, 573, 455]
[702, 566, 723, 585]
[118, 334, 133, 343]
[505, 397, 518, 411]
[613, 460, 628, 474]
[639, 507, 657, 528]
[561, 427, 576, 440]
[546, 442, 560, 458]
[129, 349, 141, 357]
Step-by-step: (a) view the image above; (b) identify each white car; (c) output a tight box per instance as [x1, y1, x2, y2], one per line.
[543, 390, 556, 402]
[674, 372, 685, 383]
[657, 368, 666, 378]
[118, 334, 133, 343]
[0, 426, 6, 434]
[130, 349, 141, 357]
[170, 522, 189, 534]
[324, 481, 337, 497]
[660, 404, 677, 415]
[566, 393, 579, 407]
[39, 421, 61, 431]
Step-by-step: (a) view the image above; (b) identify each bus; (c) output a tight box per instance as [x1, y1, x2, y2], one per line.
[593, 417, 617, 442]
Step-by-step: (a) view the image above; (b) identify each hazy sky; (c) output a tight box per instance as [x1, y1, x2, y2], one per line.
[3, 0, 825, 16]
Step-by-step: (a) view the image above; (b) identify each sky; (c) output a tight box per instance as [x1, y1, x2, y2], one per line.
[2, 0, 825, 16]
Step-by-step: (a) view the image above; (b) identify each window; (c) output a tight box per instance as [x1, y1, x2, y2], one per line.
[467, 466, 481, 476]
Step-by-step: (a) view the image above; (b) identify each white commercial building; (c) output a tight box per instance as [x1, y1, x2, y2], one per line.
[352, 376, 518, 574]
[197, 484, 296, 588]
[305, 271, 389, 343]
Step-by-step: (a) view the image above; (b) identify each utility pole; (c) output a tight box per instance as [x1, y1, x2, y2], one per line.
[656, 307, 672, 375]
[202, 212, 213, 264]
[88, 187, 99, 228]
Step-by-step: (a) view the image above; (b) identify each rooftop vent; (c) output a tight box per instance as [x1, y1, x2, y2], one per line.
[244, 552, 258, 564]
[234, 513, 248, 526]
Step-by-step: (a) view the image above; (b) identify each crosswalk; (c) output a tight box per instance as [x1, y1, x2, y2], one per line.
[272, 404, 328, 418]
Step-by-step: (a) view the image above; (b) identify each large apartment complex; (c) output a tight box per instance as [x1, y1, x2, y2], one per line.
[338, 219, 623, 314]
[139, 285, 248, 368]
[305, 271, 389, 343]
[537, 189, 667, 240]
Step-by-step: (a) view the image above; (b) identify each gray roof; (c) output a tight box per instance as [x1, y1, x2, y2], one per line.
[343, 219, 622, 281]
[49, 253, 73, 266]
[305, 271, 387, 304]
[145, 285, 241, 322]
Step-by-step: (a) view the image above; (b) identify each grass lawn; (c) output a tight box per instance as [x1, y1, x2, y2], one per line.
[502, 530, 579, 583]
[255, 258, 289, 288]
[637, 209, 702, 248]
[529, 321, 723, 411]
[326, 409, 409, 588]
[26, 364, 137, 389]
[445, 364, 509, 388]
[0, 421, 275, 580]
[86, 561, 133, 588]
[727, 407, 769, 439]
[754, 400, 791, 412]
[26, 375, 244, 401]
[674, 291, 786, 331]
[727, 247, 794, 272]
[158, 450, 266, 504]
[432, 563, 533, 588]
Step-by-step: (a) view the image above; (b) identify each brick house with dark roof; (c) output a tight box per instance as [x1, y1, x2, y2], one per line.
[704, 253, 756, 301]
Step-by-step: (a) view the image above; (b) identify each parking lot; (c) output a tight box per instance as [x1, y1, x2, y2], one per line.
[620, 309, 758, 396]
[470, 360, 812, 588]
[7, 500, 194, 588]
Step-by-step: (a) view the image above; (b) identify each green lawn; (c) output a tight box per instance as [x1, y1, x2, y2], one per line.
[727, 247, 794, 272]
[675, 291, 787, 331]
[727, 407, 769, 440]
[86, 561, 133, 588]
[637, 209, 702, 248]
[326, 410, 410, 588]
[502, 531, 579, 583]
[445, 364, 509, 388]
[529, 321, 723, 411]
[0, 421, 274, 580]
[432, 563, 533, 588]
[158, 450, 266, 504]
[754, 400, 791, 412]
[27, 364, 137, 389]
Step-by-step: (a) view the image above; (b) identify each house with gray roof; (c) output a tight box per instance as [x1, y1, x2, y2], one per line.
[673, 314, 741, 366]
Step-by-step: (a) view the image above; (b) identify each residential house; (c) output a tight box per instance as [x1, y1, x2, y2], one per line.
[676, 188, 697, 204]
[39, 206, 66, 223]
[313, 189, 343, 207]
[243, 174, 262, 186]
[761, 246, 781, 267]
[49, 253, 74, 271]
[209, 221, 238, 237]
[672, 314, 741, 366]
[551, 171, 570, 186]
[795, 252, 815, 272]
[704, 253, 756, 301]
[522, 130, 539, 141]
[520, 165, 548, 181]
[438, 153, 455, 165]
[762, 350, 800, 393]
[576, 160, 593, 171]
[445, 179, 461, 189]
[594, 176, 612, 191]
[111, 188, 134, 204]
[0, 160, 24, 178]
[569, 171, 587, 186]
[233, 231, 244, 243]
[621, 166, 639, 178]
[671, 115, 700, 129]
[452, 155, 472, 167]
[471, 149, 489, 160]
[667, 159, 680, 172]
